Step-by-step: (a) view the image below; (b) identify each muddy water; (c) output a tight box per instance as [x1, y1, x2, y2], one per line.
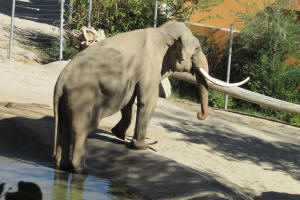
[0, 156, 144, 200]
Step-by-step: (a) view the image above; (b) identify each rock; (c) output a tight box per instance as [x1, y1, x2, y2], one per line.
[159, 78, 171, 98]
[66, 26, 106, 50]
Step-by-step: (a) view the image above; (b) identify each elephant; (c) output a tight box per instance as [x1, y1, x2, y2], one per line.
[53, 20, 249, 173]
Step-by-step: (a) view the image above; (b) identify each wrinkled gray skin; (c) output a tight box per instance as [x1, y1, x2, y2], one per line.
[53, 21, 209, 173]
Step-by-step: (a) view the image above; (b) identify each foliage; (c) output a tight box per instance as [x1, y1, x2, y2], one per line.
[169, 77, 199, 102]
[208, 89, 235, 108]
[67, 0, 223, 35]
[229, 0, 300, 124]
[160, 0, 224, 22]
[68, 0, 165, 35]
[194, 31, 227, 79]
[39, 39, 78, 61]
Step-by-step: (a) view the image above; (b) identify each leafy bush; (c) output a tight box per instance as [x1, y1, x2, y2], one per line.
[39, 39, 79, 61]
[169, 77, 199, 102]
[229, 0, 300, 124]
[209, 89, 236, 108]
[68, 0, 168, 36]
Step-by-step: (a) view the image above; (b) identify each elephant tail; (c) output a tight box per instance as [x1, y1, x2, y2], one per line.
[53, 62, 71, 158]
[53, 80, 64, 158]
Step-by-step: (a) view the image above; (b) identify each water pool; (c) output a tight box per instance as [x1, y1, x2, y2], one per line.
[0, 156, 144, 200]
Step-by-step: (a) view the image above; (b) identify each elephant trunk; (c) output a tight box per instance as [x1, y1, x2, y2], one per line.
[195, 67, 209, 120]
[192, 48, 209, 120]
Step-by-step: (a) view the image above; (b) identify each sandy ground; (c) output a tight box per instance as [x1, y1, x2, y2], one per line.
[0, 13, 300, 199]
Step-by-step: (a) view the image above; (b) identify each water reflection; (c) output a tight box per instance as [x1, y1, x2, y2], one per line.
[0, 157, 143, 200]
[52, 171, 112, 200]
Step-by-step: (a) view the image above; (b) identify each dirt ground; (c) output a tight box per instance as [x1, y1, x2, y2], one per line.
[0, 13, 300, 199]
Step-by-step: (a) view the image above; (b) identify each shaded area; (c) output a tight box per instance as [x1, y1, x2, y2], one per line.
[12, 26, 58, 44]
[0, 115, 54, 164]
[155, 108, 300, 181]
[254, 191, 300, 200]
[87, 133, 250, 200]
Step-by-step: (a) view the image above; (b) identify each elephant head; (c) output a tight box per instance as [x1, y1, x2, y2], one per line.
[160, 21, 249, 120]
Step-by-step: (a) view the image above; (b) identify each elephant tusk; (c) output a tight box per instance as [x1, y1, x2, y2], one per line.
[198, 67, 250, 87]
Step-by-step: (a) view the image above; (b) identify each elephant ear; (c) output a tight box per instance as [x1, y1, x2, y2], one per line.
[160, 21, 188, 44]
[160, 21, 200, 55]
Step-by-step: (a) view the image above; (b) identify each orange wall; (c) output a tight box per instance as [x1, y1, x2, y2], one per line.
[190, 0, 300, 30]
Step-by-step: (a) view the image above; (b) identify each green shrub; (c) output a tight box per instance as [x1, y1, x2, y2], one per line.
[39, 39, 79, 61]
[68, 0, 168, 36]
[229, 0, 300, 124]
[209, 89, 235, 108]
[169, 77, 199, 102]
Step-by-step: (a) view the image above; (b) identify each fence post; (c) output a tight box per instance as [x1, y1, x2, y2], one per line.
[224, 24, 234, 109]
[153, 0, 158, 28]
[88, 0, 92, 28]
[8, 0, 16, 59]
[59, 0, 65, 61]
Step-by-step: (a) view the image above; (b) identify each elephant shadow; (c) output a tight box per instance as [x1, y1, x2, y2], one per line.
[0, 116, 54, 165]
[0, 115, 123, 167]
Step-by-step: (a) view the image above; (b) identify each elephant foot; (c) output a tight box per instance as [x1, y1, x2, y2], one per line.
[111, 126, 126, 140]
[59, 165, 88, 174]
[57, 162, 73, 172]
[71, 158, 89, 174]
[130, 139, 148, 150]
[56, 158, 73, 172]
[71, 165, 89, 174]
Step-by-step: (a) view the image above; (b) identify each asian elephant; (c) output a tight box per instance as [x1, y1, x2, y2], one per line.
[53, 20, 249, 173]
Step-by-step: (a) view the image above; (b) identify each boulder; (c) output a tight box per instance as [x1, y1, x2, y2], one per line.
[159, 78, 171, 98]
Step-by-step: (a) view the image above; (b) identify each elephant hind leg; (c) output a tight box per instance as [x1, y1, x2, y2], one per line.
[70, 132, 88, 174]
[69, 104, 101, 174]
[55, 98, 72, 171]
[111, 90, 136, 140]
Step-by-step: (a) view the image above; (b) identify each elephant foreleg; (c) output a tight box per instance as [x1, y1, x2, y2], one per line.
[111, 90, 137, 140]
[131, 83, 158, 150]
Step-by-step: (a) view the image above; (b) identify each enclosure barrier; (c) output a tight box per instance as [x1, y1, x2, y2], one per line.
[171, 72, 300, 115]
[224, 24, 234, 110]
[187, 22, 240, 33]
